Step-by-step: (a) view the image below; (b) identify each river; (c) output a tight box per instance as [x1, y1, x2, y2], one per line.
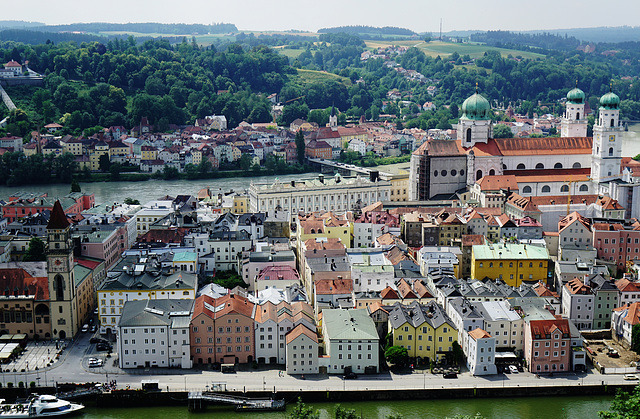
[0, 127, 639, 204]
[77, 395, 613, 418]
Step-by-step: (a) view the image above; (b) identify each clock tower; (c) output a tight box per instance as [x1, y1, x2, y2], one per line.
[47, 200, 77, 339]
[591, 86, 623, 184]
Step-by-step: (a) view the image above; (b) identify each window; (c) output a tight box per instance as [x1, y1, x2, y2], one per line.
[522, 186, 532, 194]
[560, 185, 569, 192]
[541, 185, 551, 193]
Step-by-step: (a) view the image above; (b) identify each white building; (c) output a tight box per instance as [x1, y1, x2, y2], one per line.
[249, 174, 391, 218]
[466, 328, 497, 376]
[285, 324, 319, 375]
[117, 299, 194, 369]
[475, 300, 524, 351]
[322, 308, 379, 374]
[561, 277, 594, 330]
[612, 302, 640, 348]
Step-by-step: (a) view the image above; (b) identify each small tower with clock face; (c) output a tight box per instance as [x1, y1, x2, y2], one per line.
[46, 200, 77, 339]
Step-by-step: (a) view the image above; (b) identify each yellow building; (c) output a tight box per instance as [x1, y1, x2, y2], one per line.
[471, 243, 549, 286]
[231, 146, 241, 161]
[108, 141, 129, 158]
[141, 145, 158, 161]
[388, 301, 457, 362]
[90, 142, 109, 171]
[191, 149, 203, 166]
[296, 212, 352, 250]
[61, 138, 83, 156]
[233, 195, 249, 214]
[437, 214, 468, 246]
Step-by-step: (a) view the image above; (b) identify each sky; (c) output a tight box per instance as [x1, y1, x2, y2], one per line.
[3, 0, 639, 33]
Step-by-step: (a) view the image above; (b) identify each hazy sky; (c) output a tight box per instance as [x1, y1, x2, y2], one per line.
[4, 0, 638, 33]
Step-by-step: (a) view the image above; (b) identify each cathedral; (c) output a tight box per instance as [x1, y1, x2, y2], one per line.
[409, 85, 640, 219]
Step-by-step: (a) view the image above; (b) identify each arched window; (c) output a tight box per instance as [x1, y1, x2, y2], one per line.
[579, 184, 589, 192]
[576, 112, 580, 120]
[502, 164, 507, 170]
[560, 185, 569, 192]
[489, 169, 495, 176]
[489, 262, 493, 268]
[517, 163, 526, 170]
[54, 275, 64, 301]
[499, 263, 503, 268]
[466, 128, 472, 142]
[541, 185, 551, 193]
[554, 163, 563, 169]
[572, 162, 581, 169]
[609, 147, 614, 157]
[476, 170, 483, 181]
[611, 119, 615, 128]
[535, 163, 544, 169]
[523, 186, 532, 194]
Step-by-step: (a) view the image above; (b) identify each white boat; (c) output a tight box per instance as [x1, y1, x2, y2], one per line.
[0, 394, 84, 418]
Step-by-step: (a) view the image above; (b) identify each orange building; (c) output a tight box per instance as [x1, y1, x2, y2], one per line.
[190, 294, 256, 365]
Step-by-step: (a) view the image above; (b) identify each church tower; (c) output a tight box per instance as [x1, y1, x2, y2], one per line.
[457, 85, 492, 148]
[561, 83, 588, 138]
[47, 200, 77, 339]
[329, 104, 338, 130]
[591, 86, 623, 183]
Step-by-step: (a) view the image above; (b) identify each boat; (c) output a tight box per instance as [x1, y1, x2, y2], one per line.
[0, 394, 84, 417]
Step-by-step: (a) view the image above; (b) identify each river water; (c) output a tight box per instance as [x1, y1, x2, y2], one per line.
[78, 395, 613, 418]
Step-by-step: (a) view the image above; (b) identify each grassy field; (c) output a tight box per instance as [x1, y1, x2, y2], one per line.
[276, 47, 306, 59]
[293, 69, 351, 86]
[364, 40, 545, 59]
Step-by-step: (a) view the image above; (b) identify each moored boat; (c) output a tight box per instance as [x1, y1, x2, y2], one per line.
[0, 394, 84, 418]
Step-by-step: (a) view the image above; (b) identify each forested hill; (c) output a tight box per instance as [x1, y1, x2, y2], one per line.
[32, 22, 238, 35]
[469, 31, 581, 52]
[317, 26, 415, 36]
[0, 29, 108, 45]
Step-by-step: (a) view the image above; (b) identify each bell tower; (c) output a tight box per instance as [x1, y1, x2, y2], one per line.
[457, 84, 492, 148]
[47, 200, 77, 339]
[561, 82, 588, 138]
[591, 86, 623, 184]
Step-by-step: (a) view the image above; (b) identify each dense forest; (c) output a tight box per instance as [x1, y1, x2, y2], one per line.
[32, 22, 237, 35]
[318, 26, 416, 36]
[2, 28, 640, 139]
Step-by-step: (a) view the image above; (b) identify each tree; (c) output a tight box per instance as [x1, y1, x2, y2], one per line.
[210, 270, 246, 289]
[632, 324, 640, 354]
[451, 341, 464, 365]
[124, 197, 140, 205]
[295, 130, 306, 164]
[289, 398, 319, 419]
[334, 405, 358, 419]
[22, 238, 46, 262]
[492, 124, 513, 138]
[385, 345, 408, 367]
[70, 180, 81, 193]
[239, 153, 253, 171]
[599, 385, 640, 418]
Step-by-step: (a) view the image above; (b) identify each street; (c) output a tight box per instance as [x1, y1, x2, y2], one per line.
[0, 333, 634, 394]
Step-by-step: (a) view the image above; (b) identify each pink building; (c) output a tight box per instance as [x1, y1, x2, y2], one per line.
[524, 319, 571, 374]
[254, 265, 301, 292]
[190, 294, 256, 365]
[77, 227, 128, 270]
[593, 220, 640, 275]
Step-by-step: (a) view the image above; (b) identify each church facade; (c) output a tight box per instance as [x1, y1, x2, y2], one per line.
[409, 86, 640, 218]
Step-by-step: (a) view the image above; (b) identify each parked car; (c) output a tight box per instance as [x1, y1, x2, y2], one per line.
[443, 372, 458, 379]
[608, 350, 620, 358]
[343, 372, 358, 380]
[88, 358, 103, 368]
[90, 337, 108, 345]
[81, 324, 89, 333]
[93, 308, 99, 315]
[96, 343, 112, 352]
[509, 365, 518, 374]
[89, 325, 97, 333]
[624, 374, 639, 381]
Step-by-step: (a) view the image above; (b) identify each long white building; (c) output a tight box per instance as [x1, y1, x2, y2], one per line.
[249, 174, 391, 219]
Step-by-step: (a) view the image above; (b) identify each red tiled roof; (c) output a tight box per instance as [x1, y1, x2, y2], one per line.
[285, 323, 318, 344]
[529, 319, 570, 338]
[476, 175, 519, 191]
[0, 269, 49, 300]
[314, 278, 353, 295]
[469, 327, 491, 340]
[380, 286, 399, 299]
